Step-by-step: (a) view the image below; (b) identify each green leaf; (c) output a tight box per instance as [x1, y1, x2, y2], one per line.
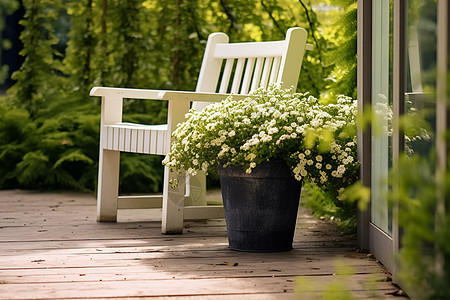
[53, 149, 94, 169]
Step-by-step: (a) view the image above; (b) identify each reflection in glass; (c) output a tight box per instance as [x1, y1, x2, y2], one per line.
[405, 0, 436, 157]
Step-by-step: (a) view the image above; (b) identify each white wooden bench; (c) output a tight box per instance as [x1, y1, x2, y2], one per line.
[90, 27, 312, 234]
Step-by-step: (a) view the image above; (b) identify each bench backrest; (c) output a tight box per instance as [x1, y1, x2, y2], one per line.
[193, 27, 309, 110]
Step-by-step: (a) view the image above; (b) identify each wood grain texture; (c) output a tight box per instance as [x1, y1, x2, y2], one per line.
[0, 190, 403, 299]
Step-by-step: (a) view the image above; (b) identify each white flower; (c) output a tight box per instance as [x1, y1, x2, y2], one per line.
[337, 165, 346, 175]
[315, 155, 323, 162]
[268, 127, 279, 135]
[315, 163, 322, 169]
[296, 127, 305, 134]
[228, 130, 236, 137]
[311, 119, 322, 127]
[241, 143, 250, 150]
[261, 134, 272, 142]
[188, 168, 197, 176]
[246, 153, 256, 161]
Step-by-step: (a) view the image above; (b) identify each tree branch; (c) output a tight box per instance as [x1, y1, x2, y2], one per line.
[219, 0, 236, 34]
[260, 0, 285, 36]
[298, 0, 321, 57]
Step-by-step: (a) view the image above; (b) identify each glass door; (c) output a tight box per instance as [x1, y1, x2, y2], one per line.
[367, 0, 438, 274]
[369, 0, 394, 271]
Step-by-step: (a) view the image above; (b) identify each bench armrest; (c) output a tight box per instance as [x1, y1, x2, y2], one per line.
[90, 87, 249, 103]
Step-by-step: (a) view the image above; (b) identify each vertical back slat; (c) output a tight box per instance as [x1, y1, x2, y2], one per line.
[269, 56, 281, 85]
[137, 129, 144, 153]
[157, 131, 165, 154]
[260, 57, 273, 89]
[150, 131, 157, 153]
[251, 57, 265, 91]
[113, 127, 119, 150]
[119, 128, 125, 151]
[231, 58, 245, 93]
[241, 58, 255, 94]
[219, 58, 234, 93]
[124, 128, 131, 152]
[143, 130, 150, 153]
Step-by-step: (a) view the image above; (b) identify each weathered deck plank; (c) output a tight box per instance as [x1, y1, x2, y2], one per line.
[0, 190, 402, 299]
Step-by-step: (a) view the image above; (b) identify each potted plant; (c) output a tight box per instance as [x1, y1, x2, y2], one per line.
[163, 85, 359, 252]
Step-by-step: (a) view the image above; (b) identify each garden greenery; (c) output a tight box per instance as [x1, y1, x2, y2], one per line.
[0, 0, 356, 194]
[389, 153, 450, 299]
[163, 85, 359, 199]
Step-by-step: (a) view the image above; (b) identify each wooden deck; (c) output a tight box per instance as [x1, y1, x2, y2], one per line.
[0, 189, 403, 299]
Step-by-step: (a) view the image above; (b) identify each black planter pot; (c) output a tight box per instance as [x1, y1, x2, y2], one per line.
[218, 159, 302, 252]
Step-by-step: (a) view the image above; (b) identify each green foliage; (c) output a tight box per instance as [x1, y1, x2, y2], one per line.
[119, 153, 164, 194]
[63, 0, 98, 95]
[0, 0, 19, 23]
[0, 0, 20, 84]
[0, 100, 32, 187]
[0, 94, 101, 190]
[301, 180, 357, 234]
[389, 153, 450, 299]
[7, 0, 64, 118]
[320, 0, 357, 99]
[295, 259, 383, 299]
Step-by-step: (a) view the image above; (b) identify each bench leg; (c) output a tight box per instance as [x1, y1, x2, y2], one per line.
[162, 167, 185, 234]
[97, 149, 120, 222]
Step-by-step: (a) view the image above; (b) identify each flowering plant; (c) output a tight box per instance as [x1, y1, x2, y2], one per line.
[163, 85, 359, 196]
